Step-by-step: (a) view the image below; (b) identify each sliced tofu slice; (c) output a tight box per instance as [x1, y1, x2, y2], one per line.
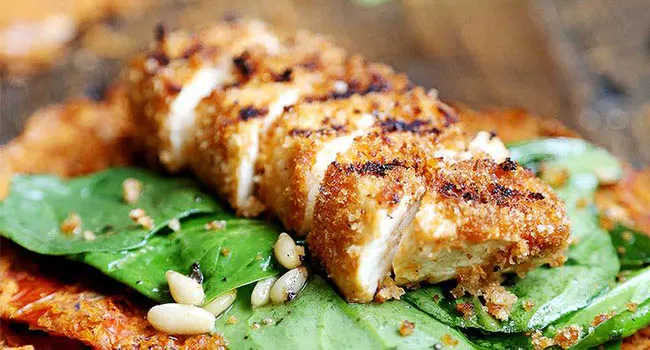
[259, 92, 404, 235]
[192, 34, 348, 216]
[308, 134, 426, 303]
[307, 90, 466, 302]
[124, 19, 280, 172]
[392, 158, 571, 289]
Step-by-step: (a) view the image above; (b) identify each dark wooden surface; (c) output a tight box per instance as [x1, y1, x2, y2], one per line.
[1, 0, 648, 165]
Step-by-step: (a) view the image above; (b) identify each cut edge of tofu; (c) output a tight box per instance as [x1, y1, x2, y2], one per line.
[300, 113, 376, 234]
[164, 60, 231, 171]
[355, 194, 422, 300]
[233, 89, 300, 212]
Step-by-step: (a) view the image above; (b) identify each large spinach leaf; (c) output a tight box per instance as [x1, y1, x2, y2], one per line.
[81, 215, 281, 303]
[545, 267, 650, 349]
[404, 138, 621, 333]
[215, 276, 478, 350]
[0, 168, 219, 255]
[609, 224, 650, 269]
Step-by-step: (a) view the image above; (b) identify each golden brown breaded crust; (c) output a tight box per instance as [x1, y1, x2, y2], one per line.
[456, 106, 578, 143]
[192, 34, 347, 216]
[124, 19, 281, 171]
[422, 158, 570, 251]
[0, 86, 136, 198]
[309, 156, 424, 302]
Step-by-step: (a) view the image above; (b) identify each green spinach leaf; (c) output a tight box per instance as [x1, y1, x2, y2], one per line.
[609, 224, 650, 269]
[0, 168, 219, 255]
[546, 267, 650, 349]
[216, 276, 477, 349]
[81, 215, 281, 303]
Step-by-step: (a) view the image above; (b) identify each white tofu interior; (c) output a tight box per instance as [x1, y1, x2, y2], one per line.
[167, 62, 231, 167]
[236, 90, 300, 206]
[301, 114, 376, 232]
[356, 195, 421, 295]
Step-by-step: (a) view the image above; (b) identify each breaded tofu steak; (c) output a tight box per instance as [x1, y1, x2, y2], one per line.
[124, 19, 571, 304]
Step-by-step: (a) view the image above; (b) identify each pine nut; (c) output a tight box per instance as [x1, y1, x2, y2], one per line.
[166, 270, 205, 305]
[147, 303, 215, 335]
[270, 267, 308, 304]
[251, 276, 278, 308]
[274, 232, 303, 269]
[202, 289, 237, 316]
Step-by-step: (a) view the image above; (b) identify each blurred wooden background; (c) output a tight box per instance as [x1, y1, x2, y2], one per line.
[1, 0, 648, 166]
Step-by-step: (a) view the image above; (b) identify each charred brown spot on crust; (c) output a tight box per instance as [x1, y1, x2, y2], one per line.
[300, 54, 320, 70]
[437, 105, 459, 125]
[499, 158, 518, 172]
[306, 73, 393, 102]
[233, 52, 255, 77]
[154, 22, 167, 44]
[148, 51, 169, 66]
[181, 41, 204, 59]
[379, 119, 440, 135]
[289, 124, 347, 138]
[337, 159, 403, 177]
[528, 192, 545, 200]
[165, 82, 182, 94]
[272, 68, 293, 82]
[491, 184, 519, 206]
[239, 106, 269, 121]
[440, 182, 460, 197]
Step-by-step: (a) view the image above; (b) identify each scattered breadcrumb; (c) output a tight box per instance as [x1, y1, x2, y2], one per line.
[530, 330, 555, 350]
[205, 220, 227, 230]
[455, 302, 475, 319]
[539, 164, 569, 188]
[553, 325, 582, 349]
[617, 246, 627, 255]
[262, 317, 275, 326]
[622, 231, 634, 242]
[374, 277, 405, 303]
[591, 311, 615, 327]
[221, 248, 231, 257]
[61, 212, 82, 235]
[254, 253, 263, 261]
[226, 315, 239, 325]
[398, 320, 415, 336]
[627, 302, 639, 313]
[168, 218, 181, 232]
[523, 300, 535, 312]
[122, 178, 142, 204]
[251, 322, 261, 330]
[576, 197, 589, 209]
[82, 230, 96, 241]
[441, 333, 459, 346]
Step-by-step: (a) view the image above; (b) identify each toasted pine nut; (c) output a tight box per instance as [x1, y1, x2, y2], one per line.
[147, 303, 215, 335]
[251, 276, 278, 308]
[270, 267, 308, 304]
[274, 233, 302, 269]
[202, 289, 237, 316]
[166, 270, 205, 305]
